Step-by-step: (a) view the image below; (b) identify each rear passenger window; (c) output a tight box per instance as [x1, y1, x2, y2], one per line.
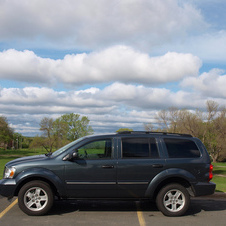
[164, 138, 200, 158]
[122, 138, 159, 158]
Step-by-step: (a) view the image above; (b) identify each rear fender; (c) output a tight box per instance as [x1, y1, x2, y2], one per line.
[145, 168, 196, 199]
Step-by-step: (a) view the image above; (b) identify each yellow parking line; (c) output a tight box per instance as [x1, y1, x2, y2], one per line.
[0, 199, 18, 219]
[136, 201, 146, 226]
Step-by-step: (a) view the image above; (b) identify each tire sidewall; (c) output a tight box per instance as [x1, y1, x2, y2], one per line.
[18, 180, 54, 216]
[156, 183, 190, 217]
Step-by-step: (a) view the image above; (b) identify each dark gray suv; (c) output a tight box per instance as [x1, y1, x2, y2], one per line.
[0, 131, 215, 216]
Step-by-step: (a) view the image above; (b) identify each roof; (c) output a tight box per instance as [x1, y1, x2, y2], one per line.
[117, 131, 193, 137]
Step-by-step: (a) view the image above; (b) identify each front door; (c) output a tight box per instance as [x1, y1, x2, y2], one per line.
[64, 138, 117, 198]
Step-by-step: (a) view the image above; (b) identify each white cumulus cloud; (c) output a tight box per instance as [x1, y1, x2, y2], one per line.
[0, 49, 55, 84]
[0, 0, 207, 49]
[0, 46, 202, 86]
[181, 68, 226, 98]
[2, 82, 226, 136]
[2, 82, 225, 116]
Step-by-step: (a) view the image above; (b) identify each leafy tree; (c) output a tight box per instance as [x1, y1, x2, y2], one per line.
[116, 128, 133, 133]
[0, 116, 14, 149]
[52, 118, 69, 148]
[58, 113, 93, 141]
[13, 133, 23, 149]
[21, 136, 33, 149]
[29, 136, 45, 150]
[33, 113, 93, 152]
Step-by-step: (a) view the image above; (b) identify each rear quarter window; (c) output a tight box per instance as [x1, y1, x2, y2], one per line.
[164, 138, 201, 158]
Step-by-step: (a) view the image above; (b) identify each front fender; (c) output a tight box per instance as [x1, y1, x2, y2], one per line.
[145, 168, 197, 198]
[15, 167, 66, 197]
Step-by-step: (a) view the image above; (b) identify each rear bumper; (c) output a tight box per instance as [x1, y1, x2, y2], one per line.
[0, 179, 17, 198]
[192, 182, 216, 196]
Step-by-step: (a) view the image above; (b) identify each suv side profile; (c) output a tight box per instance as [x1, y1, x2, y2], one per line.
[0, 131, 215, 216]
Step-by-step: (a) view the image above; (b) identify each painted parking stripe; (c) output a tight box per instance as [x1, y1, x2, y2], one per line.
[0, 199, 18, 219]
[136, 201, 146, 226]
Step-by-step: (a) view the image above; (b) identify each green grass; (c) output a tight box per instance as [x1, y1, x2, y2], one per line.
[213, 168, 226, 175]
[0, 148, 46, 156]
[0, 157, 17, 179]
[212, 163, 226, 192]
[212, 162, 226, 167]
[212, 163, 226, 176]
[212, 176, 226, 192]
[0, 149, 47, 180]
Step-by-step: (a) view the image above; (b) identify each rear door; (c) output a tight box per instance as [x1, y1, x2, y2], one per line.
[117, 136, 166, 198]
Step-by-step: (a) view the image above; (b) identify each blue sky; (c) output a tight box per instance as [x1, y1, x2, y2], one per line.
[0, 0, 226, 136]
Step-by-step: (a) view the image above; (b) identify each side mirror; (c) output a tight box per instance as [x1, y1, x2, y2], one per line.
[63, 151, 79, 161]
[72, 151, 79, 159]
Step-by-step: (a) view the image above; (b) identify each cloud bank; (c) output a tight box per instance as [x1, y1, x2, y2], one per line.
[0, 46, 201, 86]
[1, 73, 226, 135]
[0, 0, 207, 49]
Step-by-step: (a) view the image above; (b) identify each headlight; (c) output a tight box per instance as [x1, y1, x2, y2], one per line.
[3, 166, 16, 179]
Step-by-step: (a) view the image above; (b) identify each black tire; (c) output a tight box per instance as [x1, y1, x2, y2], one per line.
[156, 183, 190, 217]
[18, 180, 54, 216]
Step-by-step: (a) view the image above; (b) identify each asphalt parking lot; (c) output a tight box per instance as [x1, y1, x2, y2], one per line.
[1, 194, 226, 226]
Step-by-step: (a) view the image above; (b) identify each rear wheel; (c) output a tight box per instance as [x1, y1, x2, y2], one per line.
[156, 183, 190, 216]
[18, 180, 54, 216]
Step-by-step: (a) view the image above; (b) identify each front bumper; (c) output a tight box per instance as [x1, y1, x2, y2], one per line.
[192, 182, 216, 196]
[0, 179, 17, 198]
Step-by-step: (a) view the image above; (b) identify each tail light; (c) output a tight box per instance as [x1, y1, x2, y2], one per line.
[209, 164, 213, 181]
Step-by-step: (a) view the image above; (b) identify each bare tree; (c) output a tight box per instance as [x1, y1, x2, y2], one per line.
[156, 109, 169, 131]
[145, 100, 226, 162]
[206, 100, 219, 121]
[40, 117, 56, 152]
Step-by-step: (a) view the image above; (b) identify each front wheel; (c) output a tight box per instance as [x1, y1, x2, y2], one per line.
[156, 183, 190, 217]
[18, 180, 54, 216]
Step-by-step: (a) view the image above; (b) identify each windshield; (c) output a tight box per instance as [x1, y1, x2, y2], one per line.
[51, 137, 86, 157]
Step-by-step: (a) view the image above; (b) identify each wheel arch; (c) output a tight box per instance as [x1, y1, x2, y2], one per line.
[152, 177, 194, 200]
[145, 169, 196, 199]
[14, 176, 59, 197]
[14, 168, 66, 198]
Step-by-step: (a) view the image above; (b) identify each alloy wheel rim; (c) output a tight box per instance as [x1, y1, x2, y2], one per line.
[24, 187, 48, 211]
[163, 189, 185, 212]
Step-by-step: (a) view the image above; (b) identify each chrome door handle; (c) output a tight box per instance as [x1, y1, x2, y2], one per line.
[152, 164, 163, 168]
[102, 165, 114, 169]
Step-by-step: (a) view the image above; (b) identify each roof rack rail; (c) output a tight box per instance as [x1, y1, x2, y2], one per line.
[117, 131, 193, 137]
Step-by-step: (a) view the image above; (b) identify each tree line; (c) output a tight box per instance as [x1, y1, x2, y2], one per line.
[145, 100, 226, 162]
[0, 113, 93, 152]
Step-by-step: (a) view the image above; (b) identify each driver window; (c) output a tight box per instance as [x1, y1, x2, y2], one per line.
[77, 139, 112, 159]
